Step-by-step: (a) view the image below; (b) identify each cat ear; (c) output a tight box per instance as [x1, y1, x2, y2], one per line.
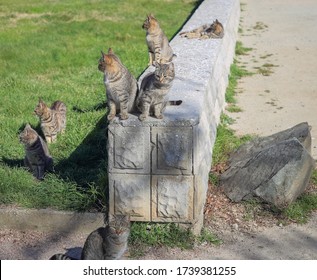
[108, 48, 114, 55]
[215, 19, 219, 23]
[101, 50, 106, 56]
[39, 98, 45, 106]
[25, 123, 31, 129]
[105, 54, 112, 64]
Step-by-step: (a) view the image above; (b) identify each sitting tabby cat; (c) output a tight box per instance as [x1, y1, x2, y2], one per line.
[142, 14, 175, 65]
[50, 214, 130, 260]
[137, 62, 175, 121]
[34, 98, 66, 143]
[179, 19, 224, 39]
[98, 48, 138, 121]
[19, 123, 53, 180]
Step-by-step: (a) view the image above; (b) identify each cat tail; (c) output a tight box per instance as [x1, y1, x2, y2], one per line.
[50, 253, 77, 260]
[167, 100, 182, 106]
[161, 100, 182, 113]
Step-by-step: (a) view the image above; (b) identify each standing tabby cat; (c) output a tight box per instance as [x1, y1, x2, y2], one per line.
[179, 19, 224, 39]
[19, 123, 53, 180]
[98, 48, 138, 121]
[137, 62, 175, 121]
[34, 98, 66, 143]
[142, 14, 175, 65]
[50, 214, 130, 260]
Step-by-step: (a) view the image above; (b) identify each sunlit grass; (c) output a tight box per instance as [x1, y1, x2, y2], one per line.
[0, 0, 198, 211]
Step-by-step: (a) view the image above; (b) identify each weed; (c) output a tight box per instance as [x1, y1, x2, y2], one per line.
[129, 222, 222, 257]
[235, 41, 253, 55]
[253, 21, 268, 30]
[198, 228, 222, 245]
[282, 170, 317, 223]
[260, 53, 273, 59]
[212, 116, 253, 166]
[225, 62, 253, 104]
[227, 104, 243, 113]
[129, 222, 195, 257]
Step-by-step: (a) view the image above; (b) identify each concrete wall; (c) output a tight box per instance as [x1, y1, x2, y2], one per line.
[108, 0, 240, 233]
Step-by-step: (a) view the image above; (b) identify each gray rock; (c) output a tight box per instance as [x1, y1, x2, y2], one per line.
[220, 123, 315, 207]
[229, 122, 312, 166]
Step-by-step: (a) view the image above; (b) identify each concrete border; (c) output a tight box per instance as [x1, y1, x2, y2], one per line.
[0, 207, 105, 234]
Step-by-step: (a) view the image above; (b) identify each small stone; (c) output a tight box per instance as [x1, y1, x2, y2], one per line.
[232, 223, 239, 231]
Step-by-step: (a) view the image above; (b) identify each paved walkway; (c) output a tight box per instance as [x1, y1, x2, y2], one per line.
[228, 0, 317, 159]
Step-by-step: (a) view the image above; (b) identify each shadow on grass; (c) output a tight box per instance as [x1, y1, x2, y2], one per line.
[72, 101, 107, 113]
[54, 113, 109, 211]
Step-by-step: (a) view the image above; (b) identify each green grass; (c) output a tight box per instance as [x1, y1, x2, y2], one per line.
[212, 115, 253, 165]
[0, 0, 199, 211]
[282, 170, 317, 223]
[225, 42, 253, 107]
[235, 41, 253, 55]
[129, 222, 221, 257]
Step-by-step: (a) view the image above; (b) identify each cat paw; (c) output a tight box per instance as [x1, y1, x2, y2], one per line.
[155, 114, 164, 119]
[107, 114, 115, 121]
[120, 114, 129, 120]
[139, 114, 147, 121]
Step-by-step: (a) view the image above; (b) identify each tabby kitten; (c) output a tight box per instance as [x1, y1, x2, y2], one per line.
[137, 62, 175, 121]
[34, 98, 66, 143]
[50, 214, 130, 260]
[180, 19, 224, 39]
[98, 48, 138, 121]
[19, 123, 53, 180]
[142, 14, 174, 65]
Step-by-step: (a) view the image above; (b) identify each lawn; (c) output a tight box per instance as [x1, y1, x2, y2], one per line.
[0, 0, 199, 211]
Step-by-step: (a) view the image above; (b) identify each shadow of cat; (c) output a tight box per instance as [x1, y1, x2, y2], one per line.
[72, 101, 107, 113]
[54, 113, 109, 211]
[64, 247, 82, 260]
[1, 157, 24, 168]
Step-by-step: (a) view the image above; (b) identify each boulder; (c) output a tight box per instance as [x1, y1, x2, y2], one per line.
[220, 123, 315, 207]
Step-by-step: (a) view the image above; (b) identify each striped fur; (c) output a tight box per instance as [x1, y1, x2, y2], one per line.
[19, 123, 53, 180]
[49, 214, 130, 260]
[81, 214, 130, 260]
[137, 62, 175, 121]
[34, 98, 66, 143]
[50, 254, 76, 260]
[98, 48, 138, 121]
[180, 19, 224, 39]
[142, 14, 175, 66]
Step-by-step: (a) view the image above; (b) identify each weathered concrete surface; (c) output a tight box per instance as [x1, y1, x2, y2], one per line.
[0, 207, 105, 234]
[108, 0, 241, 233]
[227, 0, 317, 160]
[221, 123, 315, 206]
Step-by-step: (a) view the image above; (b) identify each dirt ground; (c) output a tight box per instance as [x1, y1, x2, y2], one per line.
[1, 0, 317, 260]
